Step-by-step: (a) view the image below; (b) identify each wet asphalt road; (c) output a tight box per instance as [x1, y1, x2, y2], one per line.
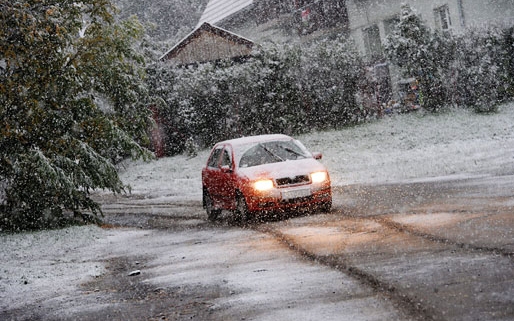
[97, 175, 514, 321]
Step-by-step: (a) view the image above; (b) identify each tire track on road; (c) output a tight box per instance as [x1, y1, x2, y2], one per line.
[254, 221, 437, 321]
[373, 215, 514, 259]
[253, 207, 514, 321]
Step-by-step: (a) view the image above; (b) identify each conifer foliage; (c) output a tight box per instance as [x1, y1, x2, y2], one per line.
[384, 4, 451, 112]
[0, 0, 151, 230]
[385, 4, 512, 113]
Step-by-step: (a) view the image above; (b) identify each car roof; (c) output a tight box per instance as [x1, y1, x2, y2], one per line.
[215, 134, 292, 148]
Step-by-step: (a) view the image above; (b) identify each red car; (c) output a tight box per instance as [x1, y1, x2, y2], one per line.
[202, 134, 332, 222]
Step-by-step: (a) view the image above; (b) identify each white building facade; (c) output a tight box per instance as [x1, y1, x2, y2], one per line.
[346, 0, 514, 102]
[193, 0, 514, 105]
[349, 0, 514, 61]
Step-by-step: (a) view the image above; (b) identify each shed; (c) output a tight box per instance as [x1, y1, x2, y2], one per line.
[159, 22, 255, 66]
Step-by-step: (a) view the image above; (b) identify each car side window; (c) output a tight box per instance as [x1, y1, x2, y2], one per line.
[221, 147, 232, 168]
[207, 147, 223, 168]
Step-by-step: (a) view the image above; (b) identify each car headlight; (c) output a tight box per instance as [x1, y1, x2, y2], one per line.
[253, 179, 274, 191]
[311, 171, 328, 184]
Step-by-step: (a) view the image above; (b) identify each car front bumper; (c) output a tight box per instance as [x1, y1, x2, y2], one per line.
[246, 185, 332, 213]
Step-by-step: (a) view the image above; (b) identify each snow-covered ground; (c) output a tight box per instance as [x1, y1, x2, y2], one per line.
[119, 104, 514, 200]
[1, 103, 514, 319]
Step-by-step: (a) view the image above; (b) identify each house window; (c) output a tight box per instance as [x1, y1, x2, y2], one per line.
[292, 0, 348, 35]
[363, 24, 382, 61]
[434, 4, 452, 31]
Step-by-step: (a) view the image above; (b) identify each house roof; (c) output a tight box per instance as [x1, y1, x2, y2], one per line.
[198, 0, 253, 26]
[159, 22, 254, 62]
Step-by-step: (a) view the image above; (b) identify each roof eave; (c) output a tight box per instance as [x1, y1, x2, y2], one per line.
[159, 22, 255, 62]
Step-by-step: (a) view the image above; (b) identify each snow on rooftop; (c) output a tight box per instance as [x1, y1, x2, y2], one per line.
[198, 0, 253, 26]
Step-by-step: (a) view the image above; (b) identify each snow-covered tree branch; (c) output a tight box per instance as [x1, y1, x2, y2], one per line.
[0, 0, 152, 230]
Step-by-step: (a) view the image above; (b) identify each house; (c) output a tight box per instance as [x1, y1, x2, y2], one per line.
[346, 1, 514, 59]
[162, 0, 513, 105]
[197, 0, 349, 43]
[196, 0, 514, 87]
[346, 0, 514, 103]
[197, 1, 513, 47]
[159, 22, 255, 65]
[193, 0, 513, 108]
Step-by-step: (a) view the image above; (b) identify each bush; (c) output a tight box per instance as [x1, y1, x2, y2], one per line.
[385, 4, 513, 113]
[300, 37, 367, 128]
[452, 27, 506, 113]
[148, 38, 367, 153]
[385, 4, 453, 112]
[500, 26, 514, 101]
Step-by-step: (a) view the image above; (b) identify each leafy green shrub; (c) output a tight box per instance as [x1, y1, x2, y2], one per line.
[452, 27, 506, 113]
[0, 0, 151, 231]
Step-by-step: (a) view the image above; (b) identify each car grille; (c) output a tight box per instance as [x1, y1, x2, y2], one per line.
[275, 175, 310, 186]
[280, 195, 313, 204]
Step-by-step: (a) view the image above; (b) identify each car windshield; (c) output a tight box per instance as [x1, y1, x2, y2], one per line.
[239, 140, 310, 168]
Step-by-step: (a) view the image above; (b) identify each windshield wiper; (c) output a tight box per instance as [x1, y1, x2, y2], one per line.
[259, 143, 284, 162]
[281, 146, 306, 159]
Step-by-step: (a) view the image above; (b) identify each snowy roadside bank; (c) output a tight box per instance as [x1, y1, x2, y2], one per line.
[118, 103, 514, 201]
[0, 226, 109, 312]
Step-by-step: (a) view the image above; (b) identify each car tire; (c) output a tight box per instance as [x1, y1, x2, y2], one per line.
[320, 200, 332, 213]
[235, 192, 250, 224]
[204, 190, 221, 221]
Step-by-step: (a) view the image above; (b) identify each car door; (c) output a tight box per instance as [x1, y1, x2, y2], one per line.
[217, 145, 237, 209]
[203, 146, 224, 205]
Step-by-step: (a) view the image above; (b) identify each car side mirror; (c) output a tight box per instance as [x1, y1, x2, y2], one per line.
[312, 152, 322, 160]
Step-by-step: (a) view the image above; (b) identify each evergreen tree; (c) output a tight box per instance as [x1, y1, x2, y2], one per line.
[385, 4, 450, 112]
[0, 0, 151, 230]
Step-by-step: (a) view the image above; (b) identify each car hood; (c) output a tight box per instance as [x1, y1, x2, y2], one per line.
[238, 158, 327, 181]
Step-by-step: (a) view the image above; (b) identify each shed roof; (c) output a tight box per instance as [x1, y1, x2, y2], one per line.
[159, 22, 254, 62]
[198, 0, 253, 25]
